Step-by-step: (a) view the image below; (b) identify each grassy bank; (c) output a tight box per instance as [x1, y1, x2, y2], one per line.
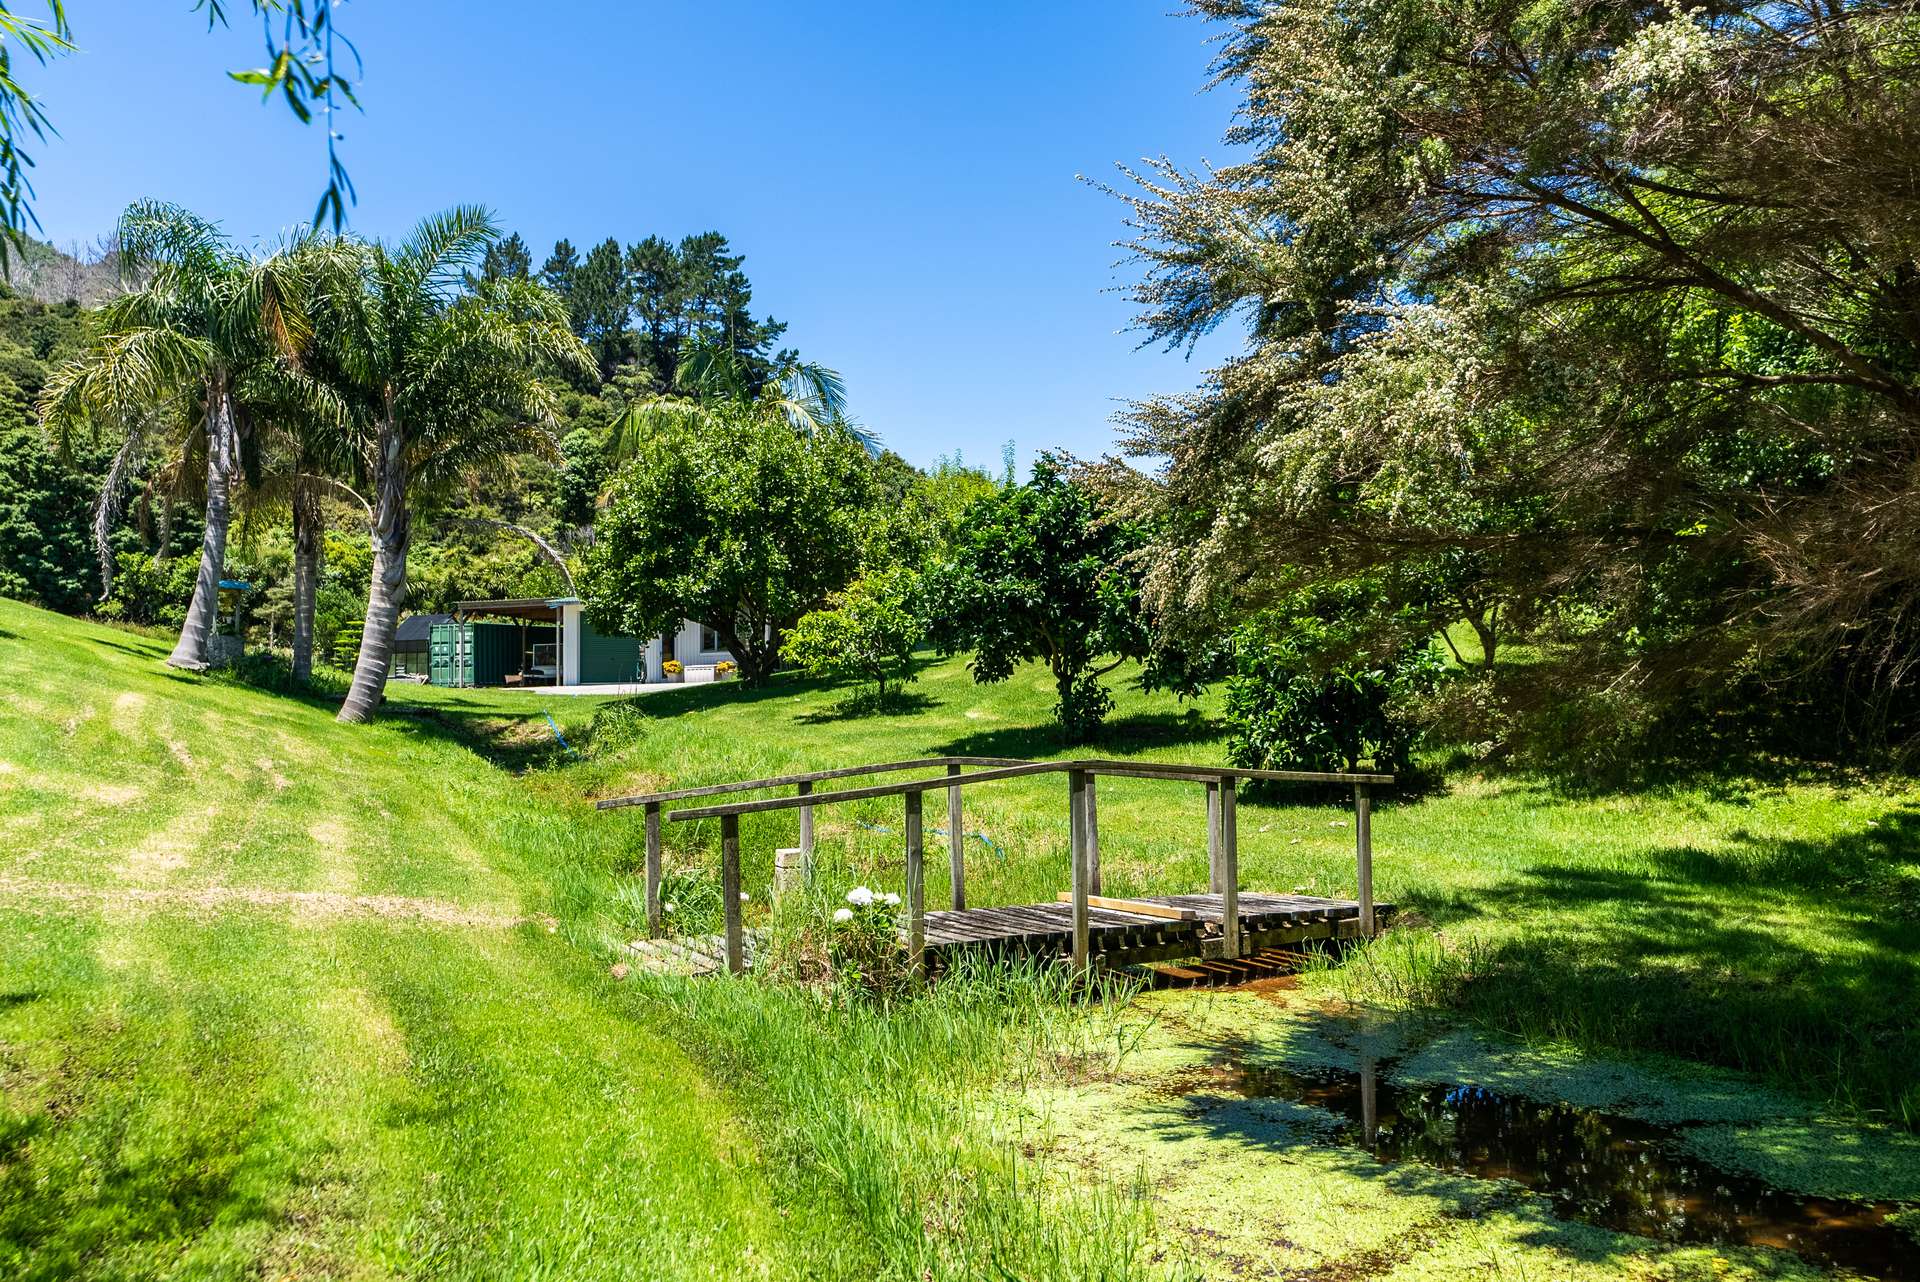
[0, 599, 1151, 1279]
[6, 595, 1919, 1279]
[440, 652, 1920, 1127]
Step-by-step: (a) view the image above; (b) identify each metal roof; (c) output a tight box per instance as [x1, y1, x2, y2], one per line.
[393, 613, 454, 645]
[454, 597, 580, 620]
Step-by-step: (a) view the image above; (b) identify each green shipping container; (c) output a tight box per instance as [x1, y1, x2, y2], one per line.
[429, 621, 474, 687]
[429, 620, 559, 686]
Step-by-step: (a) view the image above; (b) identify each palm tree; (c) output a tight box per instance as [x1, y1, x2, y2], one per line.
[39, 200, 307, 670]
[608, 340, 876, 467]
[305, 207, 593, 723]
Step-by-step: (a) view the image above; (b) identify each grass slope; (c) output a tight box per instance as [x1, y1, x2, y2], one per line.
[6, 596, 1919, 1281]
[0, 599, 840, 1280]
[460, 649, 1920, 1126]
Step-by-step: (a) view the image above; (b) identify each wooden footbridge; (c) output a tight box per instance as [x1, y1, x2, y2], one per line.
[596, 756, 1392, 976]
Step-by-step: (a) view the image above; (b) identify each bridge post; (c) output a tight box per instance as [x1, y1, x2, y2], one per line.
[946, 763, 965, 910]
[1206, 782, 1222, 894]
[721, 813, 744, 974]
[644, 801, 663, 937]
[1219, 777, 1240, 957]
[905, 789, 926, 973]
[1084, 772, 1102, 896]
[797, 779, 815, 885]
[1069, 768, 1090, 976]
[1354, 783, 1375, 937]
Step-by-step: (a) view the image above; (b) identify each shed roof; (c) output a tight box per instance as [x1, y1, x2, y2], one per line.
[393, 613, 453, 645]
[454, 597, 580, 620]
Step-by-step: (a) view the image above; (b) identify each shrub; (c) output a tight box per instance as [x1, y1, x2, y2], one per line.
[1224, 595, 1444, 776]
[780, 566, 924, 701]
[826, 884, 913, 998]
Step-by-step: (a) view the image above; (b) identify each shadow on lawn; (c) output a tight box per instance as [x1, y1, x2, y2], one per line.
[1411, 805, 1920, 1122]
[933, 709, 1223, 760]
[0, 1108, 293, 1280]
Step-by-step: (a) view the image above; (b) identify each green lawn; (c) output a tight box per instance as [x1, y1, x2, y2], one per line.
[4, 596, 1918, 1281]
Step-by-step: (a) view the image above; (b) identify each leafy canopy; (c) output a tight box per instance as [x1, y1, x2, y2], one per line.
[582, 402, 877, 685]
[925, 457, 1149, 740]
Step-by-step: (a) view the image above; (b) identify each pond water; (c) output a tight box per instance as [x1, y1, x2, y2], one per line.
[1176, 1056, 1914, 1280]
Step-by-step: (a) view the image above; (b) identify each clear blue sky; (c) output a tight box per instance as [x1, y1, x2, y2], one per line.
[25, 2, 1245, 471]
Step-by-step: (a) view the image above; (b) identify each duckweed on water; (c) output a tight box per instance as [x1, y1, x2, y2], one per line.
[1000, 989, 1917, 1280]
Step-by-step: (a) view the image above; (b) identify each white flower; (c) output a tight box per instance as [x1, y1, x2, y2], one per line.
[846, 886, 875, 907]
[664, 901, 676, 914]
[740, 892, 750, 902]
[832, 907, 853, 923]
[882, 892, 901, 907]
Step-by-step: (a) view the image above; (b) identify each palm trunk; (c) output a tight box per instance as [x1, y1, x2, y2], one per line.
[167, 383, 236, 670]
[291, 479, 321, 684]
[337, 417, 410, 723]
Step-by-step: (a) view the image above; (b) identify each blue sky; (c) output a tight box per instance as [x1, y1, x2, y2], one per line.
[27, 2, 1243, 470]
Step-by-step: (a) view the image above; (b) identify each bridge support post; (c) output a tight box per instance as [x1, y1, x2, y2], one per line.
[1084, 772, 1101, 896]
[905, 790, 926, 973]
[797, 779, 815, 886]
[1069, 769, 1090, 977]
[1220, 777, 1240, 958]
[721, 813, 744, 974]
[1354, 783, 1375, 938]
[644, 801, 663, 937]
[946, 763, 965, 910]
[1206, 782, 1222, 894]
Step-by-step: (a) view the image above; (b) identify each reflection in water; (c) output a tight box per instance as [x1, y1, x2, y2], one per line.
[1182, 1055, 1914, 1281]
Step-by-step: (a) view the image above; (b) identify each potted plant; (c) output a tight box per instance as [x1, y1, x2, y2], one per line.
[714, 660, 737, 681]
[661, 659, 684, 683]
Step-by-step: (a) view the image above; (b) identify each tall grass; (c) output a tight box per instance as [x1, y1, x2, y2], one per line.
[630, 958, 1161, 1282]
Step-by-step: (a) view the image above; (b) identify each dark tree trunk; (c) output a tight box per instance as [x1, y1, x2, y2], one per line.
[338, 416, 410, 723]
[168, 383, 236, 671]
[1466, 608, 1498, 669]
[720, 617, 783, 687]
[291, 479, 322, 684]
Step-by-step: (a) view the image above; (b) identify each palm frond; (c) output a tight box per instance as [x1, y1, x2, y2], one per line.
[395, 204, 499, 301]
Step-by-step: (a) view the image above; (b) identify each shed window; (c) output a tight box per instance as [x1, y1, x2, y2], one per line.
[700, 624, 723, 652]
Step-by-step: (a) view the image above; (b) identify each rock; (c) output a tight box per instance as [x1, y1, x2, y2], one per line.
[609, 963, 630, 980]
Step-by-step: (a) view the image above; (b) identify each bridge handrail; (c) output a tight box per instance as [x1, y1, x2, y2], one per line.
[663, 758, 1392, 820]
[594, 755, 1035, 810]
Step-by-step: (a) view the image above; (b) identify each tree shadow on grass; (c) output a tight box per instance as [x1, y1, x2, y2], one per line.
[795, 689, 939, 723]
[0, 1111, 297, 1282]
[1401, 805, 1920, 1121]
[932, 709, 1224, 760]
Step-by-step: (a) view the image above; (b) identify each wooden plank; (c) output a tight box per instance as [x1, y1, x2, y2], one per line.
[1354, 782, 1376, 937]
[1069, 770, 1089, 976]
[596, 755, 1036, 809]
[1071, 759, 1397, 787]
[1084, 773, 1102, 896]
[721, 814, 744, 974]
[904, 791, 925, 972]
[669, 761, 1064, 820]
[947, 763, 965, 911]
[1220, 781, 1240, 958]
[1052, 893, 1199, 922]
[798, 779, 815, 881]
[643, 801, 663, 937]
[1207, 783, 1222, 895]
